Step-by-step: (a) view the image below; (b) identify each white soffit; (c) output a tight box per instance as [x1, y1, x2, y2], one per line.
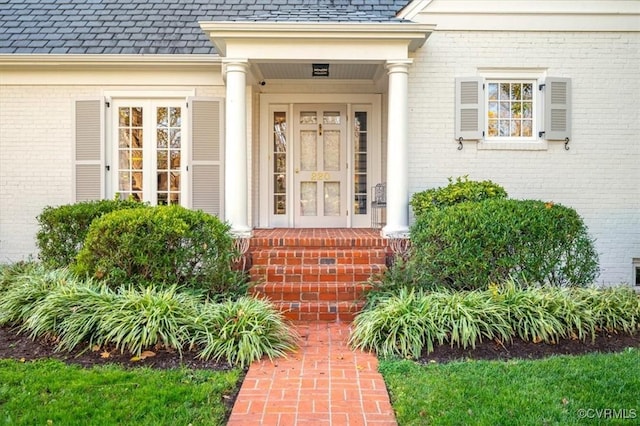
[402, 0, 640, 31]
[199, 22, 435, 60]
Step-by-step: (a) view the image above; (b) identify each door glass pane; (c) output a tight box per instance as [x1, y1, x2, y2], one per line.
[273, 112, 287, 215]
[324, 182, 340, 216]
[323, 111, 341, 124]
[156, 106, 181, 205]
[354, 111, 368, 215]
[300, 111, 317, 124]
[118, 107, 143, 201]
[300, 130, 317, 171]
[300, 182, 317, 216]
[323, 130, 340, 171]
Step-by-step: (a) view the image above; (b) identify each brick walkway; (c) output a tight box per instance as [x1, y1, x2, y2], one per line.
[227, 322, 397, 425]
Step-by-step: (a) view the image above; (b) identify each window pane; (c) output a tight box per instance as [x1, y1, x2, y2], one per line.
[499, 120, 510, 136]
[300, 111, 317, 124]
[170, 151, 180, 168]
[488, 102, 498, 119]
[499, 102, 510, 118]
[132, 107, 143, 126]
[323, 111, 341, 125]
[170, 107, 181, 127]
[500, 83, 510, 100]
[157, 172, 168, 191]
[523, 83, 533, 100]
[522, 120, 533, 137]
[157, 193, 168, 205]
[523, 102, 532, 118]
[119, 151, 130, 169]
[157, 107, 168, 127]
[132, 129, 143, 148]
[157, 130, 168, 148]
[488, 83, 498, 101]
[119, 108, 130, 127]
[157, 151, 168, 169]
[488, 119, 498, 137]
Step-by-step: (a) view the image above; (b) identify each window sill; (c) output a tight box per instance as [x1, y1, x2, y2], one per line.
[477, 140, 548, 151]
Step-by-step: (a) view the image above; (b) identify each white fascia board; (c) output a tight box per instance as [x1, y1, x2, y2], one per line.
[199, 22, 435, 59]
[412, 0, 640, 31]
[397, 0, 434, 20]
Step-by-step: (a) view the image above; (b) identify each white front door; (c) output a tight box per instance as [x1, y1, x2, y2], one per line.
[293, 105, 348, 227]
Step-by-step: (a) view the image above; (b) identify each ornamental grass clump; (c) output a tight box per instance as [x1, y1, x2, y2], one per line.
[350, 288, 438, 359]
[193, 297, 298, 368]
[351, 282, 640, 359]
[0, 266, 74, 326]
[490, 281, 564, 344]
[98, 286, 200, 356]
[1, 266, 298, 366]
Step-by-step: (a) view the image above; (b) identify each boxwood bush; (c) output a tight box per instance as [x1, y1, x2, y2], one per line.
[410, 199, 599, 290]
[410, 176, 507, 218]
[74, 205, 243, 300]
[37, 199, 144, 268]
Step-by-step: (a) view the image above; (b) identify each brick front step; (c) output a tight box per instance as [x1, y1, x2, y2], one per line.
[250, 264, 384, 284]
[274, 301, 366, 322]
[250, 282, 373, 302]
[252, 248, 387, 266]
[247, 229, 390, 322]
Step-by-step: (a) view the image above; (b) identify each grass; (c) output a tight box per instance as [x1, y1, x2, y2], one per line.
[379, 348, 640, 425]
[0, 359, 241, 426]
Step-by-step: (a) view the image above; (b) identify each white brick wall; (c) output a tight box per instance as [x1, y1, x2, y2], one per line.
[0, 83, 225, 262]
[407, 31, 640, 285]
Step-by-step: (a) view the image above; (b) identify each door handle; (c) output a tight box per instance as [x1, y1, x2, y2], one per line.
[318, 123, 322, 136]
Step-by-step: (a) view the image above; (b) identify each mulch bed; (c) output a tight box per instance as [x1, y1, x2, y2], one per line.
[416, 331, 640, 365]
[1, 325, 639, 370]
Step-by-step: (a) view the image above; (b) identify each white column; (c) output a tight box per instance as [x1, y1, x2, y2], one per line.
[382, 60, 412, 238]
[224, 59, 252, 237]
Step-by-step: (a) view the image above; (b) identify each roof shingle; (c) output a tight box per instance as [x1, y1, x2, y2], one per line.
[0, 0, 411, 55]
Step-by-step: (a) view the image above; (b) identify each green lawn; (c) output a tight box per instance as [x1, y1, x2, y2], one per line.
[0, 359, 241, 426]
[380, 349, 640, 425]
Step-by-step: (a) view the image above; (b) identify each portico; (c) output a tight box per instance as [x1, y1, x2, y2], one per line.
[200, 22, 434, 237]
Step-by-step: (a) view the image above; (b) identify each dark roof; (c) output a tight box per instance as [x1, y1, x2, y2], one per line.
[0, 0, 411, 55]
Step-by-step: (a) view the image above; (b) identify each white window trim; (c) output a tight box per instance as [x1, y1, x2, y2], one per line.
[478, 69, 548, 151]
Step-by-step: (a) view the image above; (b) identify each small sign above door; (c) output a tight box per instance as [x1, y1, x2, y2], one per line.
[312, 63, 330, 77]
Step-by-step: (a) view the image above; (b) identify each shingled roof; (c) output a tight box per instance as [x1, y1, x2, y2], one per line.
[0, 0, 412, 55]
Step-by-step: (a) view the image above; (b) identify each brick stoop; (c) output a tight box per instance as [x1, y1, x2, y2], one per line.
[248, 229, 389, 322]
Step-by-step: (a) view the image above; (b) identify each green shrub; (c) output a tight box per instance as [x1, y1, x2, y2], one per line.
[74, 205, 245, 299]
[36, 199, 144, 268]
[410, 176, 507, 218]
[410, 199, 599, 290]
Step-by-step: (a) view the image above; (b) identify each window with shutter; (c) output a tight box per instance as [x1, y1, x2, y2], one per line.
[189, 97, 224, 218]
[74, 99, 104, 201]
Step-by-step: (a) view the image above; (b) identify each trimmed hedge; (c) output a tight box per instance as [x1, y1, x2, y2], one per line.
[410, 199, 599, 289]
[36, 199, 145, 268]
[410, 176, 507, 218]
[74, 205, 243, 299]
